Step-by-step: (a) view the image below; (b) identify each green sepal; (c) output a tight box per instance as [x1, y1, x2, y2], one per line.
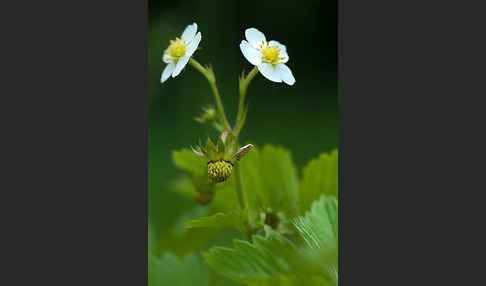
[216, 136, 225, 155]
[205, 137, 217, 159]
[223, 132, 237, 159]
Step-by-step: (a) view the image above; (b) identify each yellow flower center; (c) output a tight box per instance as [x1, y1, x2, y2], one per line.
[165, 37, 187, 61]
[259, 41, 285, 64]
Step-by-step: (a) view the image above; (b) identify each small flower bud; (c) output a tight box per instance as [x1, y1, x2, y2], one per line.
[195, 105, 217, 124]
[207, 159, 233, 183]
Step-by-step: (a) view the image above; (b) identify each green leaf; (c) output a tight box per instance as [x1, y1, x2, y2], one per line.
[247, 276, 336, 286]
[329, 266, 338, 286]
[172, 148, 207, 176]
[203, 234, 298, 284]
[149, 252, 209, 286]
[156, 205, 222, 257]
[292, 195, 338, 282]
[239, 145, 299, 219]
[170, 173, 238, 212]
[186, 211, 247, 232]
[203, 196, 339, 286]
[170, 176, 196, 199]
[171, 205, 211, 237]
[210, 176, 240, 212]
[293, 195, 338, 250]
[299, 150, 338, 214]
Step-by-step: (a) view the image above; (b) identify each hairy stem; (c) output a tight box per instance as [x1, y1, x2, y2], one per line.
[235, 66, 259, 136]
[232, 67, 259, 225]
[233, 163, 245, 211]
[189, 58, 231, 131]
[191, 59, 253, 230]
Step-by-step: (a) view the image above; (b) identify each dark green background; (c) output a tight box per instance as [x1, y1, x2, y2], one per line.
[149, 0, 337, 244]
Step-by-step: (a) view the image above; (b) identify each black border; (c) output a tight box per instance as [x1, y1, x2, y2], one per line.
[340, 0, 486, 284]
[7, 0, 149, 284]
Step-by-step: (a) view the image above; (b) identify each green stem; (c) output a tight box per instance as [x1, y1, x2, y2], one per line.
[235, 66, 259, 136]
[191, 58, 253, 231]
[232, 67, 259, 223]
[233, 163, 245, 211]
[189, 58, 232, 131]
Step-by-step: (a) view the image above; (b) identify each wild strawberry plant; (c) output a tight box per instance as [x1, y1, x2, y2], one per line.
[150, 23, 338, 286]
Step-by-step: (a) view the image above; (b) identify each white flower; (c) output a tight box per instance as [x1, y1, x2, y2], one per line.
[161, 23, 202, 83]
[239, 28, 295, 85]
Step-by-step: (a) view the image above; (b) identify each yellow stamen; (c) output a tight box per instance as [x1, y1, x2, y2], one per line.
[165, 37, 188, 62]
[261, 44, 282, 65]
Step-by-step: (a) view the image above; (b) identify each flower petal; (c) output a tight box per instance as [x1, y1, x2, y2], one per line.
[162, 47, 171, 63]
[278, 49, 289, 63]
[269, 40, 287, 52]
[240, 40, 262, 65]
[245, 28, 266, 49]
[186, 32, 201, 56]
[257, 63, 282, 83]
[162, 52, 171, 63]
[276, 64, 295, 85]
[172, 55, 190, 77]
[181, 23, 198, 42]
[161, 63, 175, 83]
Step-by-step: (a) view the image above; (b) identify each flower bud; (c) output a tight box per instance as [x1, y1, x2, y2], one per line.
[195, 105, 217, 124]
[207, 159, 233, 183]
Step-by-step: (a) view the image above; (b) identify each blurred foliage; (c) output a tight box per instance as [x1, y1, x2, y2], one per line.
[239, 145, 300, 219]
[150, 146, 338, 285]
[149, 0, 337, 285]
[299, 150, 339, 213]
[204, 195, 338, 286]
[149, 252, 209, 286]
[186, 211, 247, 232]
